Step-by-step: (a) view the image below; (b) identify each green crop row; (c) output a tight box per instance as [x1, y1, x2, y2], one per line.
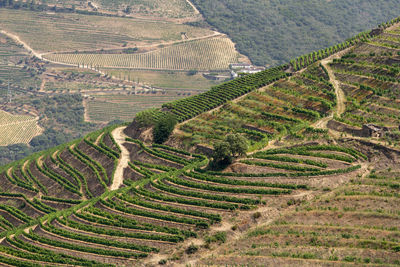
[166, 176, 292, 195]
[41, 220, 158, 253]
[102, 198, 210, 229]
[187, 172, 308, 190]
[250, 154, 327, 168]
[73, 145, 109, 186]
[198, 165, 362, 178]
[54, 152, 92, 198]
[240, 160, 321, 172]
[41, 160, 80, 191]
[58, 216, 183, 243]
[82, 206, 196, 238]
[4, 168, 38, 193]
[162, 66, 289, 122]
[69, 146, 107, 190]
[126, 138, 190, 165]
[152, 179, 259, 206]
[132, 160, 176, 172]
[133, 187, 239, 211]
[2, 237, 109, 267]
[24, 162, 48, 194]
[119, 193, 221, 222]
[24, 230, 146, 258]
[0, 204, 32, 223]
[36, 160, 81, 196]
[42, 195, 82, 205]
[128, 162, 154, 178]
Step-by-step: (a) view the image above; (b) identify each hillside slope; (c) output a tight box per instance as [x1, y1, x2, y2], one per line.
[0, 17, 398, 267]
[191, 0, 400, 66]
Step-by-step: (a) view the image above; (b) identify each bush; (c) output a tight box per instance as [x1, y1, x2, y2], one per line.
[253, 212, 262, 219]
[153, 113, 177, 144]
[186, 244, 199, 254]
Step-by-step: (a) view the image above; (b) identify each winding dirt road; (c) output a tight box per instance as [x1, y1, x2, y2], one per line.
[110, 127, 130, 190]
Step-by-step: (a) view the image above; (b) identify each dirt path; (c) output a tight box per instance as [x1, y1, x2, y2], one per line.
[185, 0, 200, 14]
[0, 30, 43, 59]
[110, 127, 130, 191]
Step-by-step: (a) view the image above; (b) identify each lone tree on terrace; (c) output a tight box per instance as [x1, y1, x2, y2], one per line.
[212, 134, 247, 168]
[153, 113, 177, 144]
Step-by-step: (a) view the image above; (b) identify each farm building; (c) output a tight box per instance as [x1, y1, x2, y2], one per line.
[361, 124, 388, 138]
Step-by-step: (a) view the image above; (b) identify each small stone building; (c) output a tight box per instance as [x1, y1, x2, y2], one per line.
[361, 124, 386, 138]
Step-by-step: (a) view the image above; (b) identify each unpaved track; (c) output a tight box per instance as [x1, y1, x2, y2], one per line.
[110, 127, 130, 191]
[0, 30, 43, 59]
[185, 0, 200, 14]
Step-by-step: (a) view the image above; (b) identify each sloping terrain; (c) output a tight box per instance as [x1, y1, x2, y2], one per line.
[0, 16, 398, 267]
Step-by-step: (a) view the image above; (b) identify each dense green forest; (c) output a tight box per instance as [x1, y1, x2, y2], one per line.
[191, 0, 400, 66]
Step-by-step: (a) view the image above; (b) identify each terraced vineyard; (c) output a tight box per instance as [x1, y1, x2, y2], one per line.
[86, 94, 187, 123]
[324, 22, 400, 146]
[0, 110, 42, 146]
[0, 120, 366, 265]
[45, 36, 239, 71]
[170, 63, 336, 151]
[0, 16, 400, 267]
[201, 140, 400, 266]
[0, 9, 212, 53]
[42, 0, 197, 19]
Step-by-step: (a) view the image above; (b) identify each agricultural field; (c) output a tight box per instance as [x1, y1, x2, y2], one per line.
[0, 9, 212, 53]
[85, 93, 189, 123]
[326, 23, 400, 145]
[200, 140, 400, 266]
[102, 69, 221, 90]
[45, 36, 239, 71]
[39, 0, 198, 19]
[0, 33, 41, 90]
[0, 13, 399, 267]
[0, 110, 42, 146]
[168, 64, 336, 151]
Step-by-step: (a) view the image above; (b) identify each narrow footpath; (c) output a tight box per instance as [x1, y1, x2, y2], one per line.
[110, 127, 130, 190]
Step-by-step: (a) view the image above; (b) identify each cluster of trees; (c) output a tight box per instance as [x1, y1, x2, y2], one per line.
[190, 0, 400, 66]
[212, 134, 247, 168]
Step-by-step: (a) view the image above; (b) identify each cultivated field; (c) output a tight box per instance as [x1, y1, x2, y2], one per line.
[0, 110, 42, 146]
[102, 69, 221, 90]
[85, 93, 189, 122]
[45, 36, 239, 70]
[0, 9, 212, 53]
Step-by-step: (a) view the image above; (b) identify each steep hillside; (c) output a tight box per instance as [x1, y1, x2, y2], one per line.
[0, 17, 398, 267]
[191, 0, 400, 66]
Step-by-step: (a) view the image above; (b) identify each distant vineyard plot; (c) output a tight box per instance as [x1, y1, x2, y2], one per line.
[41, 0, 197, 19]
[86, 94, 187, 122]
[0, 9, 212, 52]
[0, 110, 42, 146]
[45, 37, 239, 70]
